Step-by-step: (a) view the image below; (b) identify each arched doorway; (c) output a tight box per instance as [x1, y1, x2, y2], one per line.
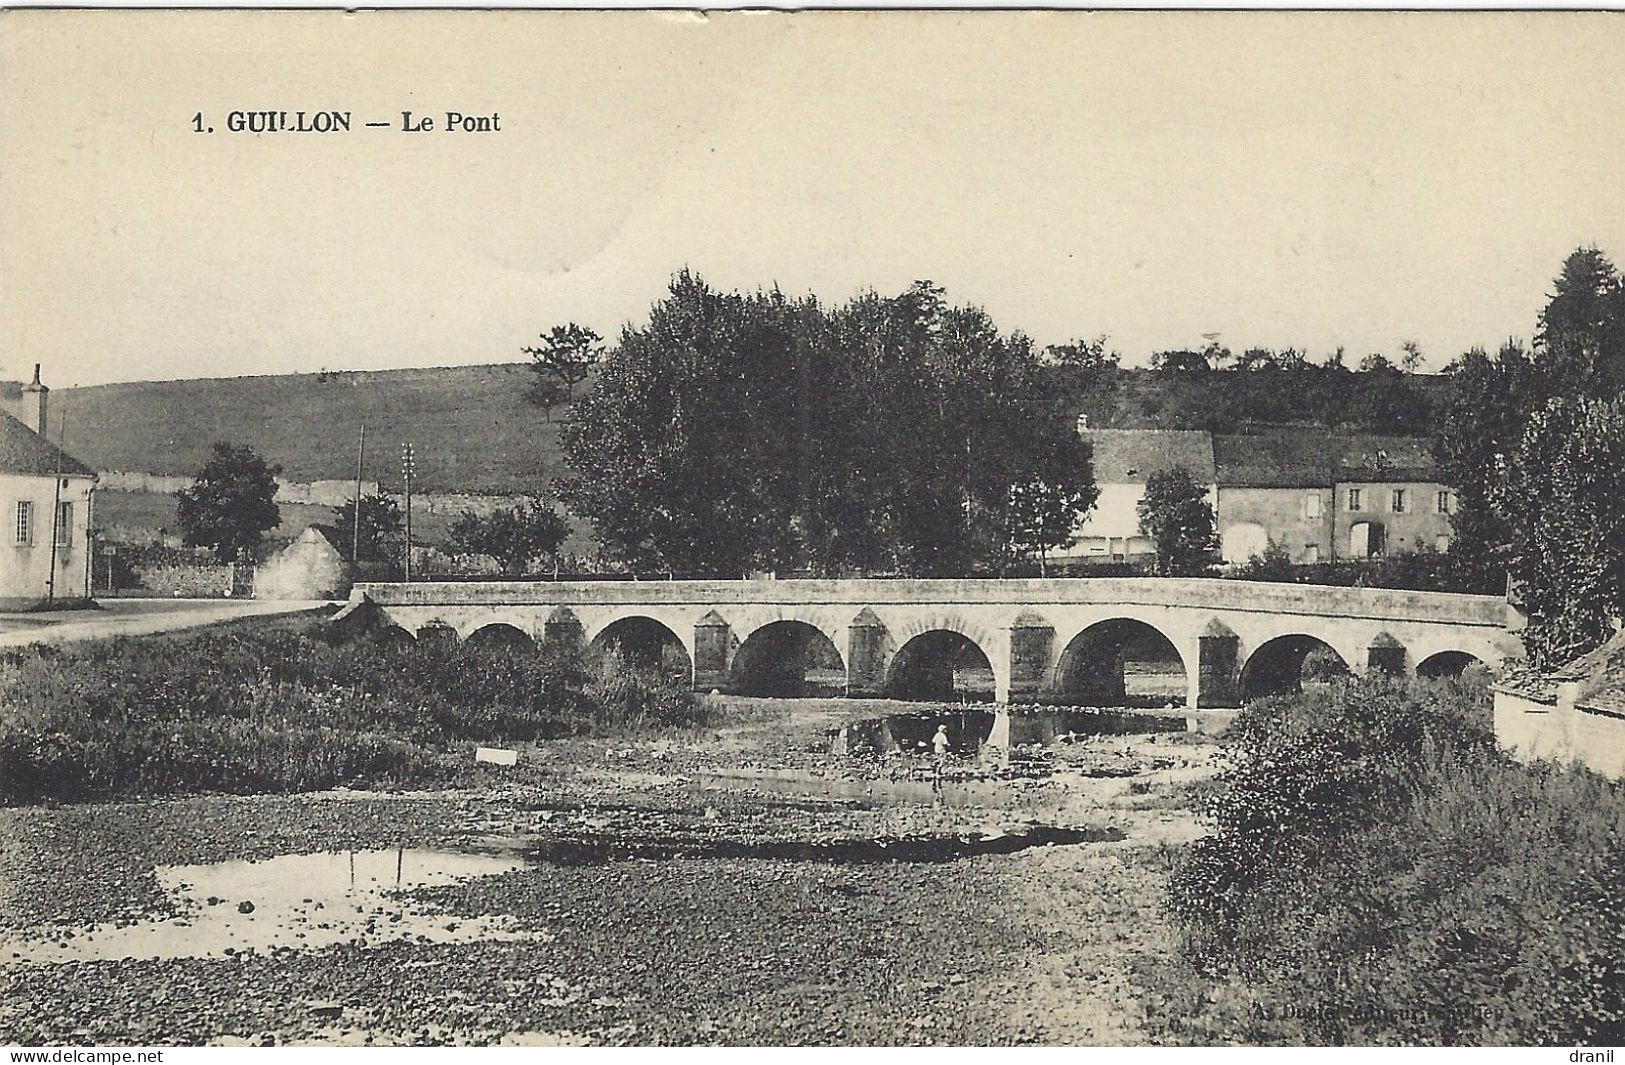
[884, 630, 996, 703]
[1054, 618, 1187, 707]
[590, 617, 692, 682]
[729, 621, 845, 697]
[1418, 650, 1486, 681]
[1350, 520, 1386, 559]
[1240, 635, 1349, 701]
[465, 622, 533, 649]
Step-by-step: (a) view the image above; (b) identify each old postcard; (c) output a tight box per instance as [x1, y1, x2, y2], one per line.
[2, 9, 1624, 1052]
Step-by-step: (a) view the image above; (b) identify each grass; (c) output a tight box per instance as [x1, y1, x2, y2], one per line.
[0, 612, 701, 805]
[56, 363, 572, 496]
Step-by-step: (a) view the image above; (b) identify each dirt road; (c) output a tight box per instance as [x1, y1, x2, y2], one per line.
[0, 599, 331, 648]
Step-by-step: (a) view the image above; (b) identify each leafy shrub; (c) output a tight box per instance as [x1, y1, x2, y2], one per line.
[585, 648, 704, 730]
[1168, 675, 1625, 1044]
[0, 616, 703, 804]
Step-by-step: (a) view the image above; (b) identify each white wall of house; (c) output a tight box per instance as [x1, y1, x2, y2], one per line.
[0, 472, 95, 605]
[1059, 481, 1218, 561]
[1495, 682, 1625, 781]
[256, 527, 346, 600]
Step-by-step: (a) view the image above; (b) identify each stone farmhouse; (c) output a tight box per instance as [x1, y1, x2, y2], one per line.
[0, 366, 97, 608]
[1058, 423, 1457, 569]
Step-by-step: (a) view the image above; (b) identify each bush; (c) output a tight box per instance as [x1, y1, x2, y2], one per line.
[0, 617, 703, 804]
[1167, 675, 1625, 1044]
[1225, 545, 1504, 595]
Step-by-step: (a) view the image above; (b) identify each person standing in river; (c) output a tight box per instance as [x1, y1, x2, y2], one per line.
[931, 725, 951, 795]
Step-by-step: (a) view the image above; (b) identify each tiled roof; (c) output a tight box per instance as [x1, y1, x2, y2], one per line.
[1331, 434, 1439, 482]
[1213, 431, 1330, 487]
[1579, 689, 1625, 717]
[1083, 429, 1215, 483]
[1211, 430, 1441, 487]
[1549, 629, 1625, 681]
[0, 410, 96, 478]
[1501, 629, 1625, 711]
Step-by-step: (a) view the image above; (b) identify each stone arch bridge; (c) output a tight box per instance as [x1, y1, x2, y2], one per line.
[340, 577, 1523, 708]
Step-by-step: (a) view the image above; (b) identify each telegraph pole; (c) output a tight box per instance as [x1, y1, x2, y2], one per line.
[401, 443, 415, 582]
[351, 424, 366, 581]
[45, 413, 67, 603]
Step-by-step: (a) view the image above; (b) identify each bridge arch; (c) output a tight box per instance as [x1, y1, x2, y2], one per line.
[729, 619, 847, 697]
[465, 622, 534, 649]
[416, 619, 458, 644]
[371, 623, 416, 648]
[1239, 634, 1350, 701]
[884, 628, 997, 703]
[1417, 649, 1487, 680]
[1053, 617, 1189, 707]
[588, 615, 694, 681]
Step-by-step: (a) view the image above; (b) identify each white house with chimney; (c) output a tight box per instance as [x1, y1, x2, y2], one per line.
[0, 365, 97, 607]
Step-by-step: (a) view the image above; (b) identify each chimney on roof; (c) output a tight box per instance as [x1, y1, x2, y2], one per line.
[23, 364, 47, 435]
[1076, 413, 1090, 436]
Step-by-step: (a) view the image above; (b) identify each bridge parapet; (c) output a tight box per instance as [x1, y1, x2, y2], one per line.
[352, 577, 1510, 629]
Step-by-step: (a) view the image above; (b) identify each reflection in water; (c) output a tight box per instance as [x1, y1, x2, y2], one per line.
[0, 848, 542, 965]
[525, 823, 1124, 866]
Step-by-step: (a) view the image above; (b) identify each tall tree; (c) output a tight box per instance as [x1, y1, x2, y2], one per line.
[175, 443, 281, 562]
[1500, 395, 1625, 667]
[558, 272, 816, 576]
[524, 323, 605, 410]
[1535, 247, 1625, 395]
[1137, 466, 1218, 576]
[333, 493, 403, 561]
[558, 272, 1094, 578]
[1007, 469, 1098, 575]
[1433, 341, 1543, 587]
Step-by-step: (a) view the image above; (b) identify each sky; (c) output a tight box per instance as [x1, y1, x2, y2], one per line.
[3, 10, 1623, 388]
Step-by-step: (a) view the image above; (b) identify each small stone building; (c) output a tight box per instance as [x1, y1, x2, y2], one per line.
[255, 524, 348, 600]
[1494, 631, 1625, 780]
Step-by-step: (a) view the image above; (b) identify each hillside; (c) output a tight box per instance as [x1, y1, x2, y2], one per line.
[55, 365, 574, 495]
[54, 362, 1450, 499]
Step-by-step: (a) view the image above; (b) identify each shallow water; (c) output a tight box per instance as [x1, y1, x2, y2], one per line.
[0, 848, 545, 964]
[695, 770, 1024, 809]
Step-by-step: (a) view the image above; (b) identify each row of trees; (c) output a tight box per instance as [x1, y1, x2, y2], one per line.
[1051, 336, 1436, 435]
[176, 445, 568, 576]
[555, 272, 1098, 577]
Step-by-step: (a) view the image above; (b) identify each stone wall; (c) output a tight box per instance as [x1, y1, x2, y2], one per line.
[131, 561, 240, 598]
[1495, 683, 1625, 780]
[97, 470, 381, 507]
